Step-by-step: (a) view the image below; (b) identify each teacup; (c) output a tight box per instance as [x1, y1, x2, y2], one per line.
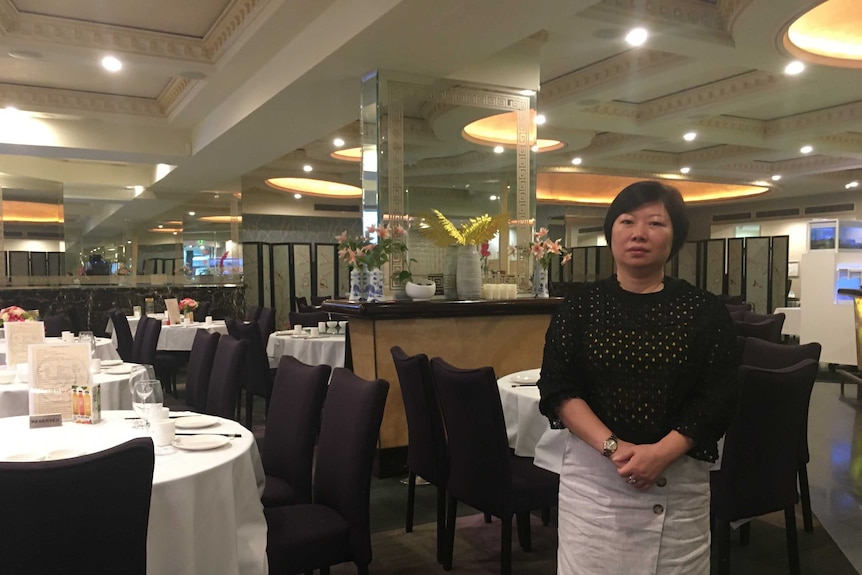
[318, 321, 328, 334]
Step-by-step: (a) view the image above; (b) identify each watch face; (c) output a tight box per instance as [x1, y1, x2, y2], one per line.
[603, 437, 617, 455]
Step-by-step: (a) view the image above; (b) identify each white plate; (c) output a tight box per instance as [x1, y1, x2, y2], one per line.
[44, 449, 85, 461]
[5, 452, 45, 462]
[106, 364, 133, 374]
[174, 415, 218, 429]
[101, 359, 123, 367]
[291, 333, 309, 338]
[172, 435, 230, 451]
[273, 330, 293, 336]
[512, 373, 539, 384]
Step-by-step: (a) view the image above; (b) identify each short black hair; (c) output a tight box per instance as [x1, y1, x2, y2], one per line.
[603, 181, 689, 260]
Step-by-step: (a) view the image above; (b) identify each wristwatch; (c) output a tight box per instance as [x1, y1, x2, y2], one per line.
[602, 434, 618, 458]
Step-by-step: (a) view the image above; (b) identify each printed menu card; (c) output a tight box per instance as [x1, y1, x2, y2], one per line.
[165, 297, 182, 325]
[28, 343, 91, 421]
[5, 321, 46, 366]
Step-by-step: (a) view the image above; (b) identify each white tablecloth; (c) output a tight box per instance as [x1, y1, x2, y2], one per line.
[266, 332, 345, 369]
[107, 316, 229, 351]
[497, 368, 567, 474]
[0, 363, 150, 417]
[0, 337, 120, 364]
[0, 411, 267, 575]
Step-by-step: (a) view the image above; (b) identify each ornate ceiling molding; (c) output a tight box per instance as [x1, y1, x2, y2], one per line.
[158, 78, 192, 115]
[540, 50, 686, 106]
[715, 0, 754, 30]
[0, 83, 161, 117]
[681, 144, 765, 164]
[205, 0, 265, 61]
[765, 100, 862, 139]
[595, 0, 728, 33]
[695, 115, 766, 136]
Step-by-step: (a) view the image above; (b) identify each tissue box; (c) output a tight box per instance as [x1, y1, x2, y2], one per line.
[71, 382, 101, 424]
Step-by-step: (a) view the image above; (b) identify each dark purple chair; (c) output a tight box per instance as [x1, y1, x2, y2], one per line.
[711, 359, 818, 575]
[110, 310, 135, 362]
[205, 335, 247, 420]
[0, 437, 154, 575]
[131, 316, 160, 365]
[390, 346, 448, 563]
[192, 301, 211, 323]
[43, 314, 73, 337]
[261, 355, 331, 508]
[430, 357, 559, 575]
[226, 318, 274, 428]
[182, 330, 221, 412]
[258, 306, 276, 344]
[725, 302, 753, 313]
[245, 304, 263, 322]
[265, 368, 389, 575]
[288, 310, 329, 329]
[733, 312, 785, 343]
[740, 338, 822, 534]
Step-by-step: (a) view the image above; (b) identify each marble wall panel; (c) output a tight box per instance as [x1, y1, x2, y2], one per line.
[770, 235, 789, 312]
[271, 244, 291, 329]
[727, 238, 744, 296]
[261, 243, 272, 308]
[570, 249, 586, 282]
[291, 244, 312, 304]
[243, 242, 260, 308]
[677, 242, 697, 285]
[316, 244, 337, 299]
[704, 239, 725, 295]
[744, 237, 770, 313]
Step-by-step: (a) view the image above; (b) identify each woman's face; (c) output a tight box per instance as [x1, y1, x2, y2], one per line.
[610, 201, 674, 274]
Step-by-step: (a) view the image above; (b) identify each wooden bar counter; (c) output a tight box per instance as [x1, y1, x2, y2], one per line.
[323, 297, 564, 476]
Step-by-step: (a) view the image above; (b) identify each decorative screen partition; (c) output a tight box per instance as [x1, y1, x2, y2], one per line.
[744, 237, 770, 313]
[271, 243, 292, 330]
[726, 238, 744, 297]
[676, 242, 697, 285]
[315, 244, 338, 299]
[770, 236, 789, 312]
[702, 239, 726, 294]
[290, 243, 312, 307]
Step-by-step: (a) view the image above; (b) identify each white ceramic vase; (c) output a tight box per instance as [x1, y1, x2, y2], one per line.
[456, 245, 483, 300]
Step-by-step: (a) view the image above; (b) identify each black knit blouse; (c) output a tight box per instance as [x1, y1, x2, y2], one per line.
[537, 275, 738, 462]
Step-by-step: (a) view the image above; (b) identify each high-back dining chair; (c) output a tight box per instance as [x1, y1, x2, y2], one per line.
[258, 306, 276, 344]
[192, 301, 211, 323]
[226, 318, 274, 428]
[710, 359, 819, 575]
[43, 313, 73, 337]
[245, 304, 262, 322]
[733, 312, 785, 343]
[430, 357, 559, 575]
[110, 309, 135, 362]
[0, 437, 155, 575]
[288, 310, 329, 329]
[132, 316, 161, 366]
[261, 355, 331, 507]
[390, 345, 448, 564]
[740, 337, 822, 534]
[182, 330, 221, 412]
[265, 368, 389, 575]
[205, 335, 247, 420]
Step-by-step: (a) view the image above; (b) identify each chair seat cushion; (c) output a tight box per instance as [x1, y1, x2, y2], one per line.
[265, 504, 349, 572]
[261, 475, 297, 507]
[510, 454, 560, 511]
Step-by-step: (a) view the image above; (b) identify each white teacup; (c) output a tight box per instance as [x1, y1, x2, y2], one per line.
[293, 325, 303, 335]
[318, 321, 327, 334]
[152, 420, 175, 447]
[61, 330, 74, 342]
[205, 315, 213, 324]
[309, 326, 319, 338]
[151, 406, 170, 421]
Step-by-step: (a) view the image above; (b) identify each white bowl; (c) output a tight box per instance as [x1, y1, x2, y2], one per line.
[405, 281, 436, 301]
[0, 370, 16, 384]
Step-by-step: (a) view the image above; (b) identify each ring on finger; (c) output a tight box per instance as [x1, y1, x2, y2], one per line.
[627, 475, 637, 484]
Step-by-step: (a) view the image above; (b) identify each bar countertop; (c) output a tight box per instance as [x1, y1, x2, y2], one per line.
[322, 297, 564, 320]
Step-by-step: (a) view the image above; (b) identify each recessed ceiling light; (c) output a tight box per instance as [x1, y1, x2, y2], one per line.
[535, 114, 546, 125]
[771, 174, 782, 181]
[303, 164, 313, 172]
[333, 138, 345, 147]
[493, 145, 504, 154]
[531, 144, 539, 152]
[571, 157, 582, 165]
[294, 193, 302, 199]
[172, 232, 177, 236]
[133, 185, 144, 195]
[800, 145, 813, 154]
[158, 224, 164, 229]
[101, 56, 122, 72]
[625, 28, 648, 47]
[683, 132, 697, 142]
[680, 167, 691, 174]
[188, 211, 195, 216]
[126, 240, 131, 244]
[784, 61, 805, 75]
[846, 181, 859, 189]
[518, 89, 536, 96]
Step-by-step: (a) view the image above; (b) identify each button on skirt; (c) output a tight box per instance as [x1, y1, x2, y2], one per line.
[557, 434, 711, 575]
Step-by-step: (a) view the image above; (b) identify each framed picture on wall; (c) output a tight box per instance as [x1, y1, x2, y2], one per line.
[788, 261, 799, 277]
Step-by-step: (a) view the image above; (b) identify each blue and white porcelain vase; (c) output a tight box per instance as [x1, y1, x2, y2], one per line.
[367, 267, 385, 302]
[349, 265, 369, 301]
[532, 265, 549, 298]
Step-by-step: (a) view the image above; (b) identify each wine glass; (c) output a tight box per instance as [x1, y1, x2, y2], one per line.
[132, 381, 155, 428]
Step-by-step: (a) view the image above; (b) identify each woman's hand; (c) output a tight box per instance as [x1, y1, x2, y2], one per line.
[609, 432, 694, 491]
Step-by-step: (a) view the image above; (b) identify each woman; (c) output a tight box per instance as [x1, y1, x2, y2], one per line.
[537, 181, 737, 574]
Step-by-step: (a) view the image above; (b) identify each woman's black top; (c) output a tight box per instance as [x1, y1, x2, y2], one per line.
[538, 275, 738, 462]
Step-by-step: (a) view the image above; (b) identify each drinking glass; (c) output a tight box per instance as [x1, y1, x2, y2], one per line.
[131, 379, 164, 430]
[78, 331, 96, 356]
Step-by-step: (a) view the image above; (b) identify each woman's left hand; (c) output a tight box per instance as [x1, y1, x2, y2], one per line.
[611, 442, 673, 491]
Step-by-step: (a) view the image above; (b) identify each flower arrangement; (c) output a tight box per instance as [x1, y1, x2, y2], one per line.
[0, 306, 37, 327]
[179, 264, 192, 276]
[520, 227, 572, 270]
[336, 223, 408, 269]
[115, 264, 131, 276]
[178, 298, 199, 313]
[418, 210, 509, 247]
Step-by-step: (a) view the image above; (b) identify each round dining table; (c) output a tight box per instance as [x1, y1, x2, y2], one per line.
[107, 316, 230, 351]
[0, 336, 120, 363]
[0, 411, 267, 575]
[266, 330, 346, 369]
[497, 368, 567, 474]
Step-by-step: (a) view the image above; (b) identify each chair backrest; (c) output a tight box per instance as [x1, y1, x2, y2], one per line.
[111, 310, 134, 362]
[66, 305, 86, 335]
[131, 315, 150, 361]
[228, 319, 273, 397]
[245, 304, 262, 322]
[263, 355, 331, 504]
[390, 346, 447, 487]
[258, 306, 276, 343]
[314, 368, 388, 567]
[288, 310, 329, 329]
[294, 296, 308, 311]
[311, 295, 331, 306]
[711, 359, 819, 521]
[430, 356, 514, 516]
[741, 338, 821, 369]
[193, 301, 211, 323]
[133, 316, 161, 366]
[733, 312, 785, 343]
[0, 437, 155, 575]
[44, 314, 73, 337]
[725, 302, 753, 313]
[205, 335, 247, 419]
[184, 330, 221, 412]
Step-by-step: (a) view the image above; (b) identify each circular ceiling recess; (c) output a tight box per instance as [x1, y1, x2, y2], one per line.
[785, 0, 862, 68]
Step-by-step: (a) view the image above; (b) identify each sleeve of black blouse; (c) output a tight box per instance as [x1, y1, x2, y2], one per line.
[537, 297, 585, 427]
[672, 299, 739, 448]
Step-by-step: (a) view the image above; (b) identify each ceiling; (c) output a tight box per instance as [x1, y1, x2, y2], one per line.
[0, 0, 861, 242]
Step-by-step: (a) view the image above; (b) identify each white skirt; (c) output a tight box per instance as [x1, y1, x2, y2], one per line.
[557, 434, 711, 575]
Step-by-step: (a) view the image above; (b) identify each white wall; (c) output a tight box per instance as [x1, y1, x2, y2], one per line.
[3, 238, 62, 251]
